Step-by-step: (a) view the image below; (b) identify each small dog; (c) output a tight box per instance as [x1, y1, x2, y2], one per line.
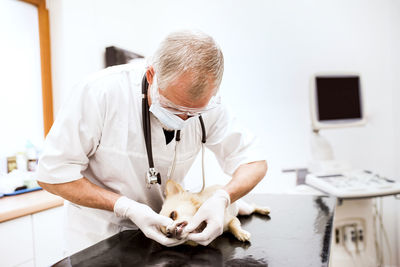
[159, 180, 270, 244]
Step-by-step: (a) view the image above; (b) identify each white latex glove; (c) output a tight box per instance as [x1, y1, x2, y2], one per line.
[184, 189, 230, 246]
[114, 196, 186, 247]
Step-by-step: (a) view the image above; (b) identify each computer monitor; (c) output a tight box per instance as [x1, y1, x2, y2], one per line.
[310, 74, 366, 131]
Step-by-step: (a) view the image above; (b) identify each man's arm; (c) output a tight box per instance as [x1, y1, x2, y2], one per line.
[38, 178, 120, 211]
[223, 160, 268, 203]
[39, 178, 186, 246]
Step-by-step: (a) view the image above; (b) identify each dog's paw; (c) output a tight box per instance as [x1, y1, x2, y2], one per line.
[236, 229, 251, 242]
[254, 205, 270, 215]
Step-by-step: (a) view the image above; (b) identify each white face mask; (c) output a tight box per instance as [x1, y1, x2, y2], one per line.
[149, 77, 191, 130]
[149, 104, 188, 130]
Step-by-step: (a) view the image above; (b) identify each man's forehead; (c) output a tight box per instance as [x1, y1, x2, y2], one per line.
[162, 73, 214, 109]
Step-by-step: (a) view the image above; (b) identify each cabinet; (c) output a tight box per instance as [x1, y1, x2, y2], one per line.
[0, 206, 65, 267]
[32, 207, 65, 267]
[0, 215, 34, 267]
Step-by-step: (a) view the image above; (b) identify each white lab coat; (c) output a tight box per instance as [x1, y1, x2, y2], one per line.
[36, 59, 265, 255]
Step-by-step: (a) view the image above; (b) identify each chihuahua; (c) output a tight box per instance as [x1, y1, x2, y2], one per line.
[159, 180, 270, 244]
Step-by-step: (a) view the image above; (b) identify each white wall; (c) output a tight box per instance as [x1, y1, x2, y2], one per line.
[47, 0, 400, 263]
[391, 1, 400, 265]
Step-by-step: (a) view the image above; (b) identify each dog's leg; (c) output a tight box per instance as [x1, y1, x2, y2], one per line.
[236, 199, 270, 216]
[253, 204, 270, 215]
[228, 217, 251, 242]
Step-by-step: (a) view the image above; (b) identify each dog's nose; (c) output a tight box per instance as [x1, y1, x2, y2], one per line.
[166, 230, 173, 238]
[166, 224, 175, 238]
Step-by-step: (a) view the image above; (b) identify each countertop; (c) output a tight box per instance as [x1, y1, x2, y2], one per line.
[53, 194, 336, 267]
[0, 189, 64, 222]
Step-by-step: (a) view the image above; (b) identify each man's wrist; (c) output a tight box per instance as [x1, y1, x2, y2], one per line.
[214, 189, 231, 207]
[114, 196, 134, 218]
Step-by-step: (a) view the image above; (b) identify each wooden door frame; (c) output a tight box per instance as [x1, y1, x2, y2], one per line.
[20, 0, 54, 136]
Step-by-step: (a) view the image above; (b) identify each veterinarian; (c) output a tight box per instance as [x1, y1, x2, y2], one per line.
[36, 30, 267, 254]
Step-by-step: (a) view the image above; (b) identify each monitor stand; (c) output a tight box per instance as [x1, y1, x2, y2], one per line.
[308, 130, 351, 175]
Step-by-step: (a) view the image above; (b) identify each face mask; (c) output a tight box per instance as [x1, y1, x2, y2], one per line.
[149, 77, 191, 130]
[149, 104, 188, 130]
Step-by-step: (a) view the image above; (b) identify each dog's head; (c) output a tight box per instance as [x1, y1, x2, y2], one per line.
[159, 180, 202, 240]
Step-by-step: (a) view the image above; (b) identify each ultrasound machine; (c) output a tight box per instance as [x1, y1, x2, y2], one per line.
[305, 74, 400, 199]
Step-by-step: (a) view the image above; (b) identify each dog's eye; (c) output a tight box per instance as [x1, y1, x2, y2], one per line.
[169, 211, 177, 220]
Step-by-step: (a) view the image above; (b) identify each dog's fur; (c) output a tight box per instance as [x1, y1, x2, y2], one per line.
[159, 180, 270, 245]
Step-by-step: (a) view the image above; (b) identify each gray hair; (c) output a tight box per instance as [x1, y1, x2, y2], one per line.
[151, 30, 224, 100]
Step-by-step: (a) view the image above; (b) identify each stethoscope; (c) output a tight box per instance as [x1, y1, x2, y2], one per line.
[141, 75, 207, 192]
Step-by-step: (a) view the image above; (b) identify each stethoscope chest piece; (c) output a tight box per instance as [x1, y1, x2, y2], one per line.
[145, 167, 161, 189]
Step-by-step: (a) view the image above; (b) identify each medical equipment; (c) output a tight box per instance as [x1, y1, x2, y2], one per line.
[306, 74, 399, 267]
[309, 73, 366, 131]
[308, 73, 366, 175]
[306, 73, 400, 198]
[305, 170, 400, 198]
[141, 75, 207, 190]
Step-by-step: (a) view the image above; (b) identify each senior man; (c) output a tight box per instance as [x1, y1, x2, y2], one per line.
[37, 30, 267, 254]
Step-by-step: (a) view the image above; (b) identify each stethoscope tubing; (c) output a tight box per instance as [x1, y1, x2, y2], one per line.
[141, 74, 206, 191]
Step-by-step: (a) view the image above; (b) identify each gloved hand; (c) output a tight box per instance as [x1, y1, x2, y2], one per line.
[114, 196, 186, 247]
[184, 189, 230, 246]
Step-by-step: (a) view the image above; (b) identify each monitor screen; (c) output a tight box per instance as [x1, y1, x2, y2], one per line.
[316, 76, 362, 121]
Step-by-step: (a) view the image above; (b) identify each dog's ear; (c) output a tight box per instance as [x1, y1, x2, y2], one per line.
[165, 179, 184, 196]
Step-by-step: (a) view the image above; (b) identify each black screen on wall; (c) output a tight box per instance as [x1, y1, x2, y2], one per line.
[316, 76, 362, 121]
[105, 46, 144, 67]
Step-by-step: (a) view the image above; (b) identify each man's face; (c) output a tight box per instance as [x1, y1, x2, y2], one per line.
[148, 68, 216, 121]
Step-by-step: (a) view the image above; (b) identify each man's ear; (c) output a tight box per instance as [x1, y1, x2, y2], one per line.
[146, 66, 155, 85]
[165, 179, 184, 197]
